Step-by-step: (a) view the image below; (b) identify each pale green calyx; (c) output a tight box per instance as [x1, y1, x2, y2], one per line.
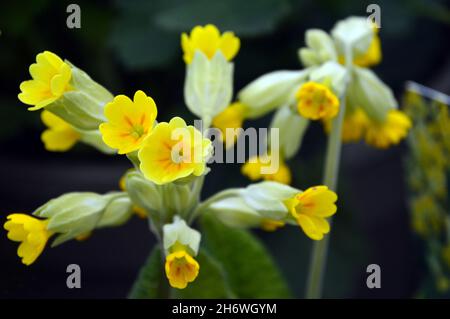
[46, 62, 113, 131]
[163, 216, 201, 256]
[184, 51, 233, 126]
[331, 16, 373, 58]
[298, 29, 338, 67]
[347, 66, 397, 123]
[238, 69, 309, 119]
[270, 105, 309, 160]
[208, 196, 264, 228]
[309, 61, 348, 97]
[33, 192, 128, 246]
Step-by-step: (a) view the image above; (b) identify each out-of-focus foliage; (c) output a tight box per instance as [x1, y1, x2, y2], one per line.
[404, 88, 450, 298]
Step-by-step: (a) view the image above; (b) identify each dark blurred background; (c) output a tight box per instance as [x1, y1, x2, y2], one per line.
[0, 0, 449, 298]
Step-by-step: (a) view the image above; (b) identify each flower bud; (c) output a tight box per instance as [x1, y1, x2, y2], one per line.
[331, 16, 373, 58]
[238, 70, 308, 119]
[184, 51, 233, 125]
[298, 29, 337, 67]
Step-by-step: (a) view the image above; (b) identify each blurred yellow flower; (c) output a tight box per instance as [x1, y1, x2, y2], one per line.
[99, 90, 157, 154]
[139, 117, 212, 185]
[365, 110, 412, 149]
[285, 186, 337, 240]
[40, 111, 80, 152]
[4, 214, 52, 265]
[212, 102, 247, 145]
[323, 107, 369, 143]
[181, 24, 240, 64]
[19, 51, 72, 111]
[296, 82, 339, 120]
[165, 248, 200, 289]
[241, 155, 292, 185]
[260, 219, 285, 232]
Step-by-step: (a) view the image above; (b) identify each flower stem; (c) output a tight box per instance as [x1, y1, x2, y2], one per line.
[305, 47, 352, 299]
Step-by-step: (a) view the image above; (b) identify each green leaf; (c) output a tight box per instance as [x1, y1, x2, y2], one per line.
[200, 213, 292, 298]
[155, 0, 291, 37]
[174, 250, 235, 298]
[128, 246, 168, 299]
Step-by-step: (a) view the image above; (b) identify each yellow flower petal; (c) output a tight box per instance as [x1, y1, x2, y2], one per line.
[296, 82, 339, 120]
[40, 111, 80, 152]
[19, 51, 72, 110]
[364, 110, 411, 149]
[139, 117, 212, 185]
[4, 214, 52, 265]
[165, 250, 200, 289]
[99, 90, 158, 154]
[181, 24, 240, 64]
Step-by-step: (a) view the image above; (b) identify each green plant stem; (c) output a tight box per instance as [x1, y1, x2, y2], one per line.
[305, 48, 352, 299]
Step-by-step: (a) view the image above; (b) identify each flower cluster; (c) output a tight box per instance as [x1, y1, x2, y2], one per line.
[6, 23, 338, 293]
[211, 16, 411, 185]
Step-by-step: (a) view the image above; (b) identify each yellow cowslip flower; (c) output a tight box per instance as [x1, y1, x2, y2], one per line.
[296, 82, 339, 120]
[181, 24, 240, 64]
[260, 219, 285, 232]
[40, 110, 81, 152]
[323, 108, 369, 143]
[19, 51, 72, 111]
[212, 102, 247, 145]
[4, 214, 53, 265]
[99, 90, 158, 155]
[241, 155, 292, 185]
[165, 247, 200, 289]
[364, 110, 412, 149]
[284, 186, 337, 240]
[139, 117, 212, 185]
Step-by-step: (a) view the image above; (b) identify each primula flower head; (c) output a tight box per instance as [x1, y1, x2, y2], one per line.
[296, 82, 339, 120]
[99, 90, 158, 154]
[181, 24, 240, 64]
[212, 102, 247, 145]
[165, 248, 200, 289]
[139, 117, 212, 185]
[364, 110, 411, 149]
[241, 155, 292, 185]
[4, 214, 52, 265]
[41, 111, 80, 152]
[19, 51, 72, 111]
[285, 186, 337, 240]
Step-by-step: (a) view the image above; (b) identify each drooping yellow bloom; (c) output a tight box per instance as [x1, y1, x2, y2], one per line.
[241, 155, 292, 185]
[285, 186, 338, 240]
[323, 108, 369, 143]
[19, 51, 72, 111]
[4, 214, 53, 265]
[181, 24, 240, 64]
[364, 110, 412, 149]
[99, 90, 158, 155]
[212, 102, 247, 145]
[40, 110, 80, 152]
[139, 117, 212, 185]
[296, 82, 339, 120]
[260, 219, 285, 232]
[165, 248, 200, 289]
